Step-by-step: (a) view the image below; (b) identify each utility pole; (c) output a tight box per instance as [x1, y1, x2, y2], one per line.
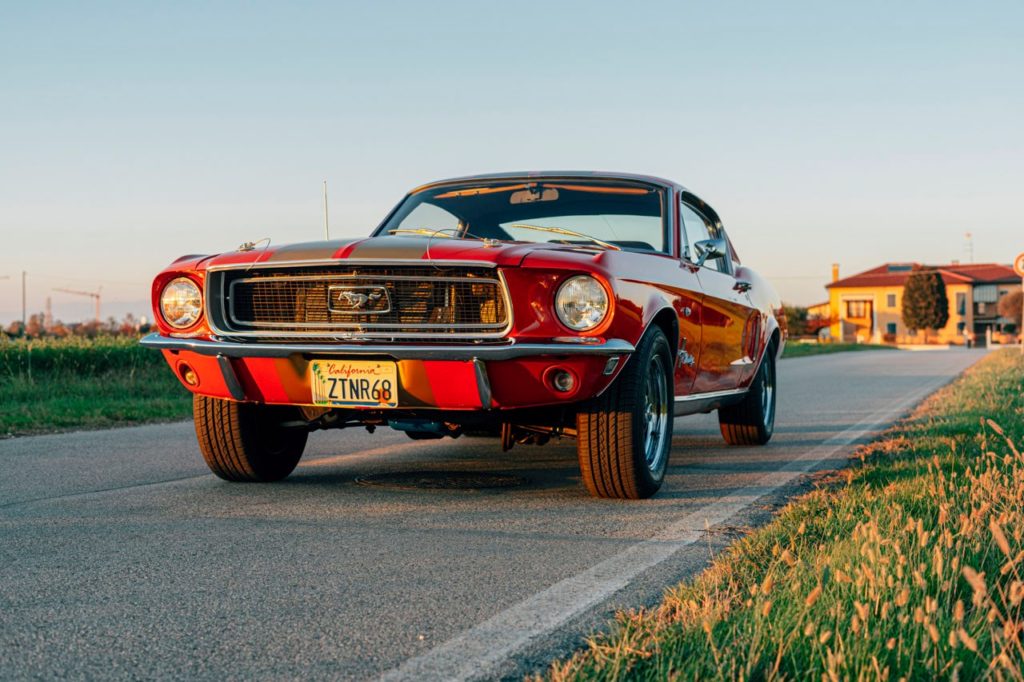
[22, 271, 26, 329]
[322, 180, 330, 240]
[1015, 252, 1024, 354]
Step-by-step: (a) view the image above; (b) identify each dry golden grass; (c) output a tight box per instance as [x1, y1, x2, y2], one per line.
[540, 350, 1024, 681]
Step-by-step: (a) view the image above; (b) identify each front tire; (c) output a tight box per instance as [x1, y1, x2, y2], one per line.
[718, 346, 776, 445]
[194, 395, 308, 482]
[576, 327, 674, 499]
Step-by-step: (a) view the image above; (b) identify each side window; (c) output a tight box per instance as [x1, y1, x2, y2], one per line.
[680, 203, 727, 272]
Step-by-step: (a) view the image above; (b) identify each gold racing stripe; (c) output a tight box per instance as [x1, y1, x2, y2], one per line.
[263, 240, 354, 262]
[346, 236, 431, 260]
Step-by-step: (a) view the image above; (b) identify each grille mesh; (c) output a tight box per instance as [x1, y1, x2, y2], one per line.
[214, 265, 509, 338]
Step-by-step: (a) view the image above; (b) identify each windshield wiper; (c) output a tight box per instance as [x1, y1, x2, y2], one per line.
[506, 224, 621, 251]
[387, 228, 457, 239]
[387, 227, 501, 247]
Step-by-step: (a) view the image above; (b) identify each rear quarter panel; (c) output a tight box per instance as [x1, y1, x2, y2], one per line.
[736, 264, 786, 364]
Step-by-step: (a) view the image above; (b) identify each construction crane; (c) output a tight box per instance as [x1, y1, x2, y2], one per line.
[53, 287, 102, 323]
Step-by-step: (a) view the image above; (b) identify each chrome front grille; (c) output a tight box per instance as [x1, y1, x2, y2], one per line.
[207, 263, 511, 339]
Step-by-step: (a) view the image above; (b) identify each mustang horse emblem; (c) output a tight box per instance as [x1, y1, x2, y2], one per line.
[329, 286, 388, 313]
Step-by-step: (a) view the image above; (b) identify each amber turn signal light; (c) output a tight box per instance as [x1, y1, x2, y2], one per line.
[178, 363, 199, 387]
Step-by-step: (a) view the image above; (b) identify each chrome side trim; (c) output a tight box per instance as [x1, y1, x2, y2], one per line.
[140, 334, 634, 361]
[675, 387, 748, 403]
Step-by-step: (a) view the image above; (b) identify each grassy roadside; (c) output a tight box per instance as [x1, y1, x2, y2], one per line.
[0, 337, 191, 437]
[782, 342, 899, 359]
[541, 350, 1024, 680]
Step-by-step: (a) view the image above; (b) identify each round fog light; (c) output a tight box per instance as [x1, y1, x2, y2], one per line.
[551, 370, 576, 393]
[178, 363, 199, 387]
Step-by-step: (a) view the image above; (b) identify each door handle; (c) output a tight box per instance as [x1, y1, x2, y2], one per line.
[733, 280, 752, 293]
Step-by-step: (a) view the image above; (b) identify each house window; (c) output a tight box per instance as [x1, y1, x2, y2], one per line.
[886, 322, 897, 334]
[886, 293, 897, 308]
[846, 300, 869, 318]
[974, 285, 998, 303]
[956, 292, 966, 316]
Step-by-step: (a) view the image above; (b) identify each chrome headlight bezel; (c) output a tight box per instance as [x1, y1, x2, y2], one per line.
[159, 277, 203, 329]
[554, 275, 610, 331]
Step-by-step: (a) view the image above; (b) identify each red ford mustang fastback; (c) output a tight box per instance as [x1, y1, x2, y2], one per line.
[142, 172, 785, 499]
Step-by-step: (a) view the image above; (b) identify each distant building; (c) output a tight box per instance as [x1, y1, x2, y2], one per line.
[825, 262, 1019, 345]
[804, 300, 832, 336]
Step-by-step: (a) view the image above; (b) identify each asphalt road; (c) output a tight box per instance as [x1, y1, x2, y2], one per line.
[0, 349, 986, 680]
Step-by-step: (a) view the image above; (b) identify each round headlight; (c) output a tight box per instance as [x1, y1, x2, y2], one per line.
[160, 277, 203, 329]
[555, 275, 609, 331]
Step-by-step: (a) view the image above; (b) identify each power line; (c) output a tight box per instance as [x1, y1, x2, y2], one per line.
[28, 272, 148, 286]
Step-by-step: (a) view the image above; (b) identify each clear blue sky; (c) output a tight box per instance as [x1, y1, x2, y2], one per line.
[2, 0, 1021, 322]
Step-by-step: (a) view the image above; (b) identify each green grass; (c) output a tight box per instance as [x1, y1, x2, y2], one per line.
[541, 350, 1024, 680]
[0, 336, 191, 436]
[782, 342, 899, 358]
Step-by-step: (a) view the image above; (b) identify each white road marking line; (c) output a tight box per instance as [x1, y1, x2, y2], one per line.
[377, 378, 948, 682]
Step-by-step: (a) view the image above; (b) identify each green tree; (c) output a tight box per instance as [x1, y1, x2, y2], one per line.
[998, 289, 1023, 333]
[901, 265, 949, 343]
[781, 304, 809, 337]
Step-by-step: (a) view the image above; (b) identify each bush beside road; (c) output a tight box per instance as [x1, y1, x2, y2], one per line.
[542, 349, 1024, 680]
[0, 336, 191, 436]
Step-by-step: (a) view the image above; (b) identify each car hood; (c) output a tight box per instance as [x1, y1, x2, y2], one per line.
[200, 236, 607, 270]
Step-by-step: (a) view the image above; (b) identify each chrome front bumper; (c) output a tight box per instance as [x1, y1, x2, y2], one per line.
[139, 333, 635, 360]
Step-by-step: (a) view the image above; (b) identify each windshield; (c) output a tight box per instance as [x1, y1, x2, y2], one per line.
[375, 180, 667, 253]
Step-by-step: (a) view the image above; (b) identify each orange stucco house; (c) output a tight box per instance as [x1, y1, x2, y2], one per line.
[825, 263, 1019, 345]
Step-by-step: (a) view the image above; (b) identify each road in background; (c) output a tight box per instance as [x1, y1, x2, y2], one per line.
[0, 349, 985, 680]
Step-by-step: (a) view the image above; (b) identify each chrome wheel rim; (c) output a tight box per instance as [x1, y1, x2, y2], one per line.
[761, 358, 775, 429]
[643, 354, 670, 473]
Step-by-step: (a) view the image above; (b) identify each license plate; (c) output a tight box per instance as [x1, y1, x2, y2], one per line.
[309, 360, 399, 408]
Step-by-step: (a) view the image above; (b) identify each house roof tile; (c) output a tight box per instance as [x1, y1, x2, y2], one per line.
[827, 263, 1017, 289]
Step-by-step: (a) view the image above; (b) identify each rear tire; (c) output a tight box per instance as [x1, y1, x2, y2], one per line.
[576, 327, 674, 499]
[194, 395, 307, 482]
[718, 346, 776, 445]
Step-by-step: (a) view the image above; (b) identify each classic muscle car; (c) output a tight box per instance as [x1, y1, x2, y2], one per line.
[142, 172, 785, 499]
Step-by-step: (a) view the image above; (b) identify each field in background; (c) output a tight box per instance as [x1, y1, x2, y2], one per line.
[0, 337, 191, 436]
[541, 349, 1024, 680]
[0, 336, 931, 437]
[782, 342, 898, 358]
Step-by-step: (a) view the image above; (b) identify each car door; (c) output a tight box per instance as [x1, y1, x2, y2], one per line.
[679, 197, 755, 393]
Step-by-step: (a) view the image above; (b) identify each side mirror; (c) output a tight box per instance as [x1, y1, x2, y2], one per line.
[693, 238, 727, 267]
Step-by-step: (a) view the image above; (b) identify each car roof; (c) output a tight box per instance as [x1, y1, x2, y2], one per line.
[409, 171, 684, 194]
